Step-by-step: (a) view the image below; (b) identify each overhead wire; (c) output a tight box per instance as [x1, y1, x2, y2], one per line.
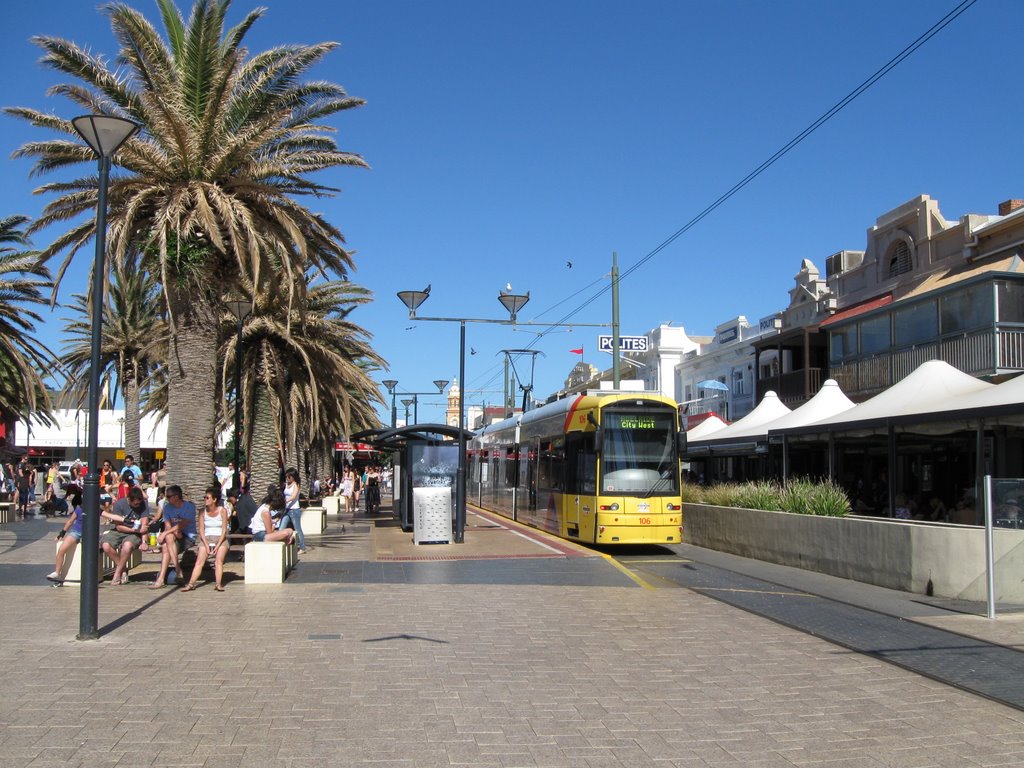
[467, 0, 978, 398]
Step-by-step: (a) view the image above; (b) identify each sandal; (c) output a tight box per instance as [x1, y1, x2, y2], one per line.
[214, 585, 225, 592]
[148, 580, 165, 589]
[180, 583, 197, 592]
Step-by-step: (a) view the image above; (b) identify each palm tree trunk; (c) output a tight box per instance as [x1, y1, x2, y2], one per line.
[249, 383, 280, 497]
[164, 292, 219, 500]
[123, 360, 142, 462]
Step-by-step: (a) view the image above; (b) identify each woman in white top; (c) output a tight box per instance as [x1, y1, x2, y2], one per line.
[250, 488, 295, 545]
[340, 467, 354, 515]
[283, 468, 305, 554]
[181, 486, 231, 592]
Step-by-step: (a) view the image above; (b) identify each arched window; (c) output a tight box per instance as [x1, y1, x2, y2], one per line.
[887, 240, 912, 278]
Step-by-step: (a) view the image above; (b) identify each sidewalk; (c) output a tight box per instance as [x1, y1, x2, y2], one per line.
[0, 506, 1022, 767]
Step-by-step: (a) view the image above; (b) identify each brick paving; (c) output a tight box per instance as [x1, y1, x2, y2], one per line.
[1, 509, 1023, 767]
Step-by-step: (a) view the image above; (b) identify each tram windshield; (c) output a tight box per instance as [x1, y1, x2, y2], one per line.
[600, 409, 679, 495]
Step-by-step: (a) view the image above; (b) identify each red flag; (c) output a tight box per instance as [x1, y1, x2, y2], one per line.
[570, 347, 584, 355]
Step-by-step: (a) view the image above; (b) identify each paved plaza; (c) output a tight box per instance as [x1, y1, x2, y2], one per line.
[0, 506, 1022, 767]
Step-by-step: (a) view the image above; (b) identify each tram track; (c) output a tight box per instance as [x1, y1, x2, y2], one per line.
[608, 546, 1024, 713]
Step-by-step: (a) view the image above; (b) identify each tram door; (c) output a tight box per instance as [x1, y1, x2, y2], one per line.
[565, 433, 596, 540]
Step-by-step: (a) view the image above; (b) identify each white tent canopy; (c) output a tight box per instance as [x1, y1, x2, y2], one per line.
[685, 415, 729, 440]
[942, 371, 1024, 413]
[762, 379, 856, 434]
[795, 360, 993, 434]
[688, 391, 790, 446]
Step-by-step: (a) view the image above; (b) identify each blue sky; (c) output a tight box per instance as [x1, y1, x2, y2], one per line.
[2, 0, 1022, 426]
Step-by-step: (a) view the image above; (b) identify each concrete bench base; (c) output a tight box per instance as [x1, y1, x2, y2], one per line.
[300, 507, 326, 535]
[0, 503, 13, 524]
[322, 496, 341, 516]
[58, 540, 141, 584]
[243, 540, 297, 583]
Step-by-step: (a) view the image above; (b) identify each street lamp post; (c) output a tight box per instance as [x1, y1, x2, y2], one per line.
[71, 113, 140, 640]
[397, 286, 612, 543]
[401, 398, 414, 425]
[382, 379, 399, 428]
[397, 288, 530, 543]
[383, 380, 449, 425]
[226, 299, 253, 496]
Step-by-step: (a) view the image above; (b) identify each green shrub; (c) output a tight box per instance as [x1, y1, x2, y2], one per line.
[685, 477, 850, 517]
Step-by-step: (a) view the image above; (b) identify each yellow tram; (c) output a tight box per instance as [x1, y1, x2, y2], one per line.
[469, 391, 684, 545]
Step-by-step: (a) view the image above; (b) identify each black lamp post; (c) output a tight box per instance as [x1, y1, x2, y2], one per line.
[401, 398, 414, 425]
[226, 298, 253, 495]
[71, 113, 140, 640]
[382, 379, 398, 428]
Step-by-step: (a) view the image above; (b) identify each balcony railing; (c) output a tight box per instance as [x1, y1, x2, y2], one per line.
[758, 368, 823, 406]
[830, 327, 1022, 397]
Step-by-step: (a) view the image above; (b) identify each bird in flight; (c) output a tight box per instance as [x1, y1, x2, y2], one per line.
[566, 261, 572, 268]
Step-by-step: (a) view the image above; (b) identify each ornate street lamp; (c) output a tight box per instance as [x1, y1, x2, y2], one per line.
[70, 113, 140, 640]
[382, 379, 398, 428]
[396, 288, 530, 542]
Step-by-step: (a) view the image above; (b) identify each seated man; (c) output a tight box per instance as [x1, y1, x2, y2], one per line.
[100, 486, 150, 585]
[150, 484, 197, 588]
[226, 488, 258, 534]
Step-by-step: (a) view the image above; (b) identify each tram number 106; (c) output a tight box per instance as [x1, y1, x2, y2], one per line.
[638, 517, 652, 525]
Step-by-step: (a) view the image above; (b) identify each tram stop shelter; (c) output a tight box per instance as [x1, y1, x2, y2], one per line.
[352, 424, 474, 538]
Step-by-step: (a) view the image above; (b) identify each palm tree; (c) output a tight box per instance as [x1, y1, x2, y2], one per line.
[0, 215, 55, 422]
[7, 0, 366, 496]
[225, 276, 385, 494]
[60, 255, 166, 461]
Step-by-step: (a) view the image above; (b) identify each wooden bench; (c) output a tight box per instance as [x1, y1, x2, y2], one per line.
[243, 540, 297, 583]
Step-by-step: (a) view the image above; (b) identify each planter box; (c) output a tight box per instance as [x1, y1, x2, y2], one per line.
[684, 503, 1024, 602]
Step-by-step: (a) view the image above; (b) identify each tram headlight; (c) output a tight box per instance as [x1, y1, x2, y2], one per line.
[666, 503, 681, 511]
[599, 503, 619, 511]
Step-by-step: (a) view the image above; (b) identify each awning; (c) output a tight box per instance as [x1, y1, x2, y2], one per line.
[819, 293, 893, 328]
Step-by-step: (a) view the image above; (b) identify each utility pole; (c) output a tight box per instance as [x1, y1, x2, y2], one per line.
[612, 251, 621, 388]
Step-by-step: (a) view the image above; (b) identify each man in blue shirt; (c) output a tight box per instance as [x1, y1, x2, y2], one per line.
[121, 455, 143, 483]
[150, 484, 198, 588]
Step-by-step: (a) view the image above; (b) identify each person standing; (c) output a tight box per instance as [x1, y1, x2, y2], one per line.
[15, 461, 31, 519]
[283, 468, 306, 554]
[340, 466, 354, 516]
[365, 465, 381, 515]
[181, 486, 231, 592]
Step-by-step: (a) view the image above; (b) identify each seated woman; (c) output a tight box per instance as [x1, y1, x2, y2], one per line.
[249, 488, 295, 544]
[181, 486, 232, 592]
[47, 487, 84, 584]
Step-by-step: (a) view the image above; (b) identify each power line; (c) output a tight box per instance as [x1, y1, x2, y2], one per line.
[546, 0, 979, 326]
[469, 0, 978, 395]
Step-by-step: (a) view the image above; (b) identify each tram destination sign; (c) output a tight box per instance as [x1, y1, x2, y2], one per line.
[598, 334, 648, 353]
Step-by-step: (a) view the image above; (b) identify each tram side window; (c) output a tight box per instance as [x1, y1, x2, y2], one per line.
[565, 433, 596, 495]
[538, 441, 564, 492]
[505, 447, 518, 488]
